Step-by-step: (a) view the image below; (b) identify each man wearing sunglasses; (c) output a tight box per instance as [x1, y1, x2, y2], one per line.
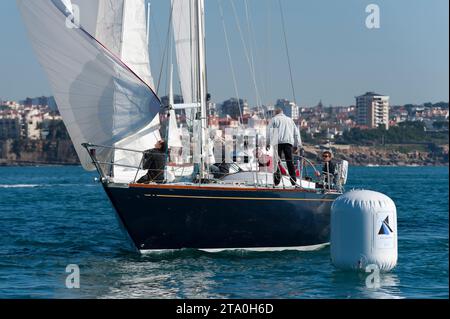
[321, 150, 337, 188]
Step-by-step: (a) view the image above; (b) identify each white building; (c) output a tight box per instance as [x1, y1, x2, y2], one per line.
[25, 109, 43, 140]
[356, 92, 390, 129]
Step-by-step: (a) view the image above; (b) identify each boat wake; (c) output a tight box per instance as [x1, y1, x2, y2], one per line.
[0, 184, 97, 189]
[138, 244, 330, 259]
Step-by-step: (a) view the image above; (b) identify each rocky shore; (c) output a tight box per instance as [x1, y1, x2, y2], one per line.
[0, 139, 79, 166]
[304, 144, 449, 166]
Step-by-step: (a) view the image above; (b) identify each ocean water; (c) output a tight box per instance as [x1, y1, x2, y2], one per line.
[0, 166, 448, 299]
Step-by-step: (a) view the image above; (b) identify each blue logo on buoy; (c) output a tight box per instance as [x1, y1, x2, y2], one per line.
[378, 216, 393, 235]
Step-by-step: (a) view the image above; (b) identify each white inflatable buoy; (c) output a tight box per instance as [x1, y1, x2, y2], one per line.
[331, 190, 398, 271]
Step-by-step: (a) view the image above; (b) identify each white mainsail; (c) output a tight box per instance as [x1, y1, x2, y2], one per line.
[17, 0, 161, 171]
[168, 110, 182, 149]
[168, 65, 183, 149]
[172, 0, 207, 175]
[172, 0, 198, 107]
[121, 0, 155, 90]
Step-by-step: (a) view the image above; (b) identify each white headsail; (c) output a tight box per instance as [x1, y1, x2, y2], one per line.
[17, 0, 161, 171]
[72, 0, 155, 90]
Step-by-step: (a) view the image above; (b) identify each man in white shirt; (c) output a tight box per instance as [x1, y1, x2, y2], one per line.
[267, 108, 302, 186]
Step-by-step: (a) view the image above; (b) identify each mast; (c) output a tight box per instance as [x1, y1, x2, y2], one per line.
[196, 0, 208, 179]
[169, 64, 174, 108]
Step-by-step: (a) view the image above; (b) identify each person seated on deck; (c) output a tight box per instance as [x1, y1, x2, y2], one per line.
[137, 140, 167, 184]
[317, 150, 337, 189]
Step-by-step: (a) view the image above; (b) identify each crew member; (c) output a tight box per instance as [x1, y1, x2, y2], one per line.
[137, 140, 167, 184]
[266, 108, 302, 186]
[321, 150, 337, 187]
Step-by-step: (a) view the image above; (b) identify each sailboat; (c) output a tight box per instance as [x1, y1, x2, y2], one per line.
[18, 0, 347, 253]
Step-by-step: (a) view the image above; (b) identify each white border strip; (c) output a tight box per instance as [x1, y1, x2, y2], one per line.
[140, 243, 329, 254]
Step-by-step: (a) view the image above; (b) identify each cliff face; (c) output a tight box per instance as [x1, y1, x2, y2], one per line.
[0, 139, 79, 165]
[0, 118, 81, 166]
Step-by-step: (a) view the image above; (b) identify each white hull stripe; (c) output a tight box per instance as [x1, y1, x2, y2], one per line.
[145, 194, 335, 202]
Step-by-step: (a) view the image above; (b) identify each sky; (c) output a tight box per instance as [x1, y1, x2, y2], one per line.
[0, 0, 448, 107]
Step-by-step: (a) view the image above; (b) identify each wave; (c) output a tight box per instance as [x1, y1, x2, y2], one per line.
[0, 184, 42, 188]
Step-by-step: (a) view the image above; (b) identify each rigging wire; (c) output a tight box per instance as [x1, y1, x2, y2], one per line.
[243, 0, 264, 116]
[149, 3, 164, 82]
[230, 0, 263, 113]
[156, 2, 175, 96]
[243, 0, 257, 93]
[278, 0, 298, 106]
[264, 0, 273, 107]
[217, 0, 244, 125]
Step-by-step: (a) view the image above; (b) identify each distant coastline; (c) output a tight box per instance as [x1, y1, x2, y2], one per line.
[0, 160, 80, 167]
[1, 138, 448, 168]
[0, 140, 448, 167]
[1, 149, 448, 169]
[1, 100, 448, 168]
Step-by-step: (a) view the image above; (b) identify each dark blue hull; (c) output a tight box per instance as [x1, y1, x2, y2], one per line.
[103, 184, 340, 252]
